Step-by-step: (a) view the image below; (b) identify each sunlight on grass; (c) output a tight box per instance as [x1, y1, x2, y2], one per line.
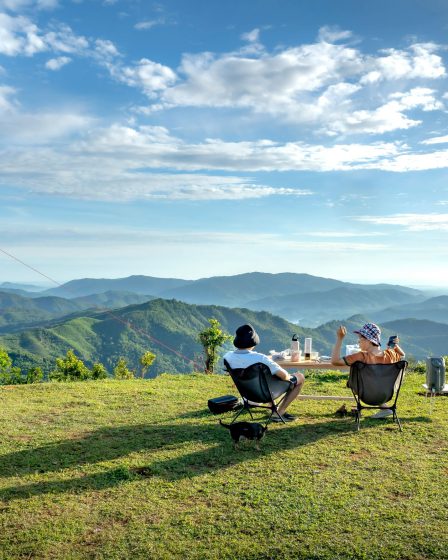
[0, 373, 447, 559]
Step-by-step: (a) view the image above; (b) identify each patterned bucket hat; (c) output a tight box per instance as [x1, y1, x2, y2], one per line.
[353, 323, 381, 346]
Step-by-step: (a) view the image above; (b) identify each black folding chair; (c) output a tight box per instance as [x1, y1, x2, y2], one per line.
[223, 360, 294, 425]
[348, 360, 407, 431]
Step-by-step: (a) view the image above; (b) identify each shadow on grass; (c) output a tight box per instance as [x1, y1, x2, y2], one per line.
[0, 415, 431, 501]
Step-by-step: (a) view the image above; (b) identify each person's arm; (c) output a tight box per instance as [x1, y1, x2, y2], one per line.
[393, 337, 405, 357]
[263, 356, 296, 382]
[331, 325, 347, 366]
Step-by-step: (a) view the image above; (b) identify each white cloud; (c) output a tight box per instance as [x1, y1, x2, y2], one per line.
[123, 37, 444, 136]
[356, 213, 448, 231]
[0, 106, 94, 142]
[318, 26, 353, 43]
[0, 0, 58, 11]
[109, 58, 177, 97]
[0, 13, 89, 57]
[309, 231, 386, 238]
[0, 84, 17, 111]
[241, 28, 260, 43]
[134, 19, 162, 30]
[326, 87, 443, 135]
[362, 148, 448, 172]
[45, 55, 70, 70]
[421, 135, 448, 145]
[360, 43, 445, 84]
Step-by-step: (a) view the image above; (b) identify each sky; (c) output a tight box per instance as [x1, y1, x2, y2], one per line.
[1, 0, 448, 287]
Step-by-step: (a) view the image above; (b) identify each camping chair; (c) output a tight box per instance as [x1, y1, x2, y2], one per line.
[348, 360, 408, 431]
[223, 360, 294, 425]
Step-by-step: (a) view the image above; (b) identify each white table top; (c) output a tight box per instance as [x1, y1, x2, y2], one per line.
[274, 359, 349, 371]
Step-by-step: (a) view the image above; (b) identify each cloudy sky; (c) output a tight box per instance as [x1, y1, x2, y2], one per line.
[1, 0, 448, 287]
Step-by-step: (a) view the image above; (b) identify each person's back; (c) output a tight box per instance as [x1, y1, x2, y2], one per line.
[224, 323, 305, 422]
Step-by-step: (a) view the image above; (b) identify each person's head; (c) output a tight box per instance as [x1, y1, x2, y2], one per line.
[233, 324, 260, 349]
[353, 322, 381, 350]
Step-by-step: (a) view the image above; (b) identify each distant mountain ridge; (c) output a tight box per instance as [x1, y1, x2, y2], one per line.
[25, 272, 428, 326]
[0, 290, 154, 333]
[41, 275, 192, 298]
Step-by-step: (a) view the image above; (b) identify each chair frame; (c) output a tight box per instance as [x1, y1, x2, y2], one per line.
[349, 360, 407, 431]
[224, 360, 293, 425]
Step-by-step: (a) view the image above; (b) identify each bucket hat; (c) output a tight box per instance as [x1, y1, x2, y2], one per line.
[353, 323, 381, 346]
[233, 324, 260, 349]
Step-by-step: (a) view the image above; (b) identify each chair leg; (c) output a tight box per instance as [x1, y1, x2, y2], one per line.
[231, 406, 244, 424]
[393, 410, 403, 432]
[355, 409, 361, 431]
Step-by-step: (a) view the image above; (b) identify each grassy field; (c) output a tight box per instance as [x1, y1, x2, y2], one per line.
[0, 371, 447, 560]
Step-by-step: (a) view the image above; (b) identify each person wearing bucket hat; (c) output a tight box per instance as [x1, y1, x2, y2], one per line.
[331, 322, 405, 419]
[223, 324, 305, 422]
[331, 322, 405, 367]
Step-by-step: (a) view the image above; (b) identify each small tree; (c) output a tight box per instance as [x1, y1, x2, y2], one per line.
[50, 350, 91, 382]
[113, 357, 135, 380]
[26, 366, 44, 384]
[91, 362, 108, 380]
[140, 351, 156, 378]
[198, 318, 232, 374]
[0, 348, 23, 385]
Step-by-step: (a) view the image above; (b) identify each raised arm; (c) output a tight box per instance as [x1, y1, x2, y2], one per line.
[331, 325, 347, 366]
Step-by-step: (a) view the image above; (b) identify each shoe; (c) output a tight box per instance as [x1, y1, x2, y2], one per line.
[271, 413, 296, 423]
[370, 409, 393, 419]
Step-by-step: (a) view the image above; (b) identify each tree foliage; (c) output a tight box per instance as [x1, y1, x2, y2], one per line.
[198, 318, 232, 374]
[26, 366, 44, 384]
[50, 350, 91, 382]
[0, 347, 24, 385]
[91, 362, 108, 380]
[113, 357, 135, 380]
[140, 351, 156, 378]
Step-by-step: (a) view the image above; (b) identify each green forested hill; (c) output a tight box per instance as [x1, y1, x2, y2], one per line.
[0, 290, 154, 334]
[0, 299, 323, 376]
[1, 299, 447, 377]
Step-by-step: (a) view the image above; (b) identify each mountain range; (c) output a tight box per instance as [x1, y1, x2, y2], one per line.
[1, 272, 447, 374]
[4, 272, 434, 327]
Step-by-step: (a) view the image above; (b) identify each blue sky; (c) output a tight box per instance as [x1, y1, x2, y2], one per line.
[1, 0, 448, 287]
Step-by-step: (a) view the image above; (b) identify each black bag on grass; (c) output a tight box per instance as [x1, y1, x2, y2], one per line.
[207, 395, 240, 414]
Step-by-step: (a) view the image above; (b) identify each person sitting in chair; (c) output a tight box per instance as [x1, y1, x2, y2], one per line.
[223, 324, 305, 422]
[331, 322, 405, 418]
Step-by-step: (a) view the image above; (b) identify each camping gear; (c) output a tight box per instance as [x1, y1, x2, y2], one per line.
[347, 360, 408, 431]
[290, 334, 300, 362]
[207, 395, 241, 414]
[223, 360, 294, 425]
[425, 357, 446, 393]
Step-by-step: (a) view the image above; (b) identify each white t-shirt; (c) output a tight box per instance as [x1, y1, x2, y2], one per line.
[223, 349, 286, 376]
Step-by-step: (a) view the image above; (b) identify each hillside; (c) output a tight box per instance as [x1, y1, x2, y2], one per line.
[374, 295, 448, 325]
[0, 299, 324, 376]
[0, 375, 446, 560]
[247, 286, 423, 326]
[1, 299, 447, 377]
[0, 290, 154, 334]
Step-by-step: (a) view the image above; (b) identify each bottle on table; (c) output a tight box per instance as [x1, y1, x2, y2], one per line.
[290, 334, 300, 362]
[304, 337, 312, 360]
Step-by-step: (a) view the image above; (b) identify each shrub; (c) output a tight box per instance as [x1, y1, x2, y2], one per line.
[113, 357, 135, 380]
[50, 350, 91, 382]
[26, 366, 44, 384]
[91, 363, 108, 380]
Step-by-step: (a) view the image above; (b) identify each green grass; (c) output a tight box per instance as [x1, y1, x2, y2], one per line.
[0, 372, 447, 560]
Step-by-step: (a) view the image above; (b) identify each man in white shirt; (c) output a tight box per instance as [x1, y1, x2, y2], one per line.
[223, 324, 305, 422]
